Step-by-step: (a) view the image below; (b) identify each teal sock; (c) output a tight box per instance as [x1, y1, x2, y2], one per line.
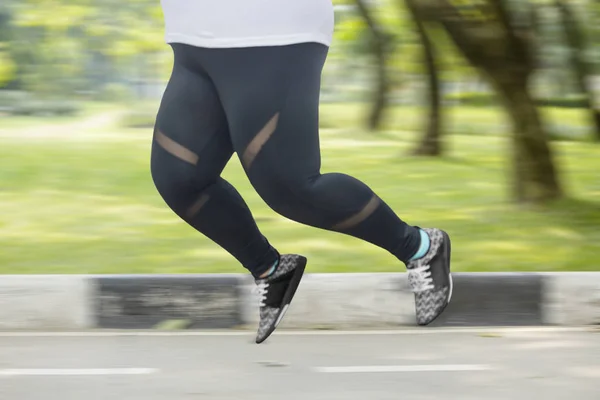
[409, 229, 430, 261]
[261, 259, 279, 278]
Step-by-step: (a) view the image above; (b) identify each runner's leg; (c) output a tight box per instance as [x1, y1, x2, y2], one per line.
[201, 43, 421, 263]
[151, 44, 279, 277]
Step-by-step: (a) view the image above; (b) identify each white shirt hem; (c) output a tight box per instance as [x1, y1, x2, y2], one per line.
[165, 32, 332, 48]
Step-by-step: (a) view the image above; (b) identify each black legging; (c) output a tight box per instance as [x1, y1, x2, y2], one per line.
[151, 42, 420, 278]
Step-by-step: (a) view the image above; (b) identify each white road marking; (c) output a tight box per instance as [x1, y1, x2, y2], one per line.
[0, 327, 591, 338]
[512, 340, 586, 350]
[0, 368, 158, 377]
[315, 364, 493, 373]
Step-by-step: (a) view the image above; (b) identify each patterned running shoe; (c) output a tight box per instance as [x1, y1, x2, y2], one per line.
[254, 254, 307, 344]
[407, 228, 453, 326]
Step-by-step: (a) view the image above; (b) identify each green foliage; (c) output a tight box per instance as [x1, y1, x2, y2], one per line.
[445, 91, 498, 106]
[10, 99, 80, 117]
[535, 94, 588, 109]
[120, 108, 156, 128]
[0, 89, 27, 109]
[3, 0, 167, 98]
[317, 102, 592, 142]
[448, 0, 497, 22]
[95, 83, 133, 102]
[439, 91, 586, 109]
[0, 48, 16, 86]
[0, 89, 80, 115]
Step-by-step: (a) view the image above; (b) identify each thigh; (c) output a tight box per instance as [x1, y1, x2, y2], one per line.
[153, 44, 234, 187]
[201, 43, 328, 180]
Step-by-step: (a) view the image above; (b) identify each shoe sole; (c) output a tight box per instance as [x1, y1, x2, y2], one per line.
[446, 230, 453, 303]
[419, 230, 452, 326]
[255, 256, 307, 344]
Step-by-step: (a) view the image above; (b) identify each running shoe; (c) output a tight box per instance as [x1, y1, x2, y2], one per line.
[255, 254, 307, 344]
[407, 228, 453, 325]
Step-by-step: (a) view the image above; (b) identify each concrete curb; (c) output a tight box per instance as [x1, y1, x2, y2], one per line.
[95, 275, 243, 329]
[0, 275, 93, 330]
[0, 273, 598, 330]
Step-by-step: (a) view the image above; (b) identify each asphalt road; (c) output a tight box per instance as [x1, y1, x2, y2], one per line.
[0, 328, 599, 400]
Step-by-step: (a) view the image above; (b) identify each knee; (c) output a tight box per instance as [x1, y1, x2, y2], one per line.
[151, 164, 216, 223]
[151, 154, 192, 198]
[151, 152, 212, 217]
[251, 169, 315, 217]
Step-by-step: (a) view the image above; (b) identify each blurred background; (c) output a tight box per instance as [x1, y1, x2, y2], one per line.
[0, 0, 599, 275]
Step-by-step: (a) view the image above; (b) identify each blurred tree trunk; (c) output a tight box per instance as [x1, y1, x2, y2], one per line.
[354, 0, 391, 131]
[498, 76, 560, 202]
[554, 0, 600, 142]
[405, 0, 443, 156]
[419, 0, 562, 203]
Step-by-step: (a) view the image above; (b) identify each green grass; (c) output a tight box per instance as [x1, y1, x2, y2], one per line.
[0, 102, 119, 130]
[320, 104, 594, 140]
[0, 104, 599, 274]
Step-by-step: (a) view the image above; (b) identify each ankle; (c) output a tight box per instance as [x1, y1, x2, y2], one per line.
[409, 229, 431, 262]
[258, 259, 279, 279]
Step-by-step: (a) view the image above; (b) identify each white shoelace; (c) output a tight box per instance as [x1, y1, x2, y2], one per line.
[255, 281, 270, 307]
[408, 265, 434, 292]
